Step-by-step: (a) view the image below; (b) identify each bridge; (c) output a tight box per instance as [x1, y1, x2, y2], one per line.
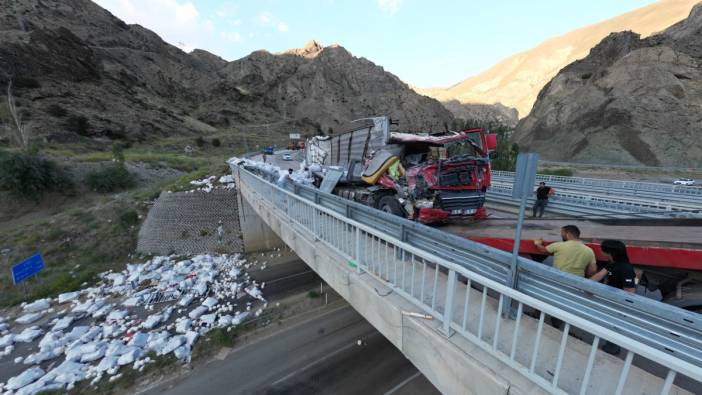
[230, 160, 702, 395]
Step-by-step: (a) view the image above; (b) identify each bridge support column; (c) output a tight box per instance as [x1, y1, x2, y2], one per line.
[236, 189, 284, 253]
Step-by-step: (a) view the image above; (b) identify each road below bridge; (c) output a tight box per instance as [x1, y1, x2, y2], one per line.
[145, 305, 438, 395]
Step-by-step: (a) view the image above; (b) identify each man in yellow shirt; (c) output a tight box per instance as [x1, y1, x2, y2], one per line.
[534, 225, 597, 329]
[534, 225, 597, 278]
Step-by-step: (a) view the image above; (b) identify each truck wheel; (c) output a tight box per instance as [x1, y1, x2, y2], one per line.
[378, 196, 404, 217]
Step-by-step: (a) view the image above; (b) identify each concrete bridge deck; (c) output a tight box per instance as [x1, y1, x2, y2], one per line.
[235, 169, 698, 395]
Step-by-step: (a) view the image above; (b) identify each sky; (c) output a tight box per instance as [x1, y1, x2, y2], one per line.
[93, 0, 659, 87]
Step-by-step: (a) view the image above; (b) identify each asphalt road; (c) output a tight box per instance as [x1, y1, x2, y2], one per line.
[146, 305, 438, 395]
[248, 258, 319, 298]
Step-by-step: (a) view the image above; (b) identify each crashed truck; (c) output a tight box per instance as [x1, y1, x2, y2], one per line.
[305, 116, 497, 224]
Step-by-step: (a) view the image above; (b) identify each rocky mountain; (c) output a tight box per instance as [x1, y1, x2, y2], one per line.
[439, 101, 518, 128]
[0, 0, 453, 147]
[513, 4, 702, 168]
[418, 0, 699, 119]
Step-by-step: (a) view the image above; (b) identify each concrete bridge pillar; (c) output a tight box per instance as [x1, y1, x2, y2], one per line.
[236, 188, 284, 253]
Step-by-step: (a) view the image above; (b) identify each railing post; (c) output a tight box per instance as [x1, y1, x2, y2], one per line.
[355, 227, 362, 274]
[312, 206, 318, 239]
[443, 269, 456, 336]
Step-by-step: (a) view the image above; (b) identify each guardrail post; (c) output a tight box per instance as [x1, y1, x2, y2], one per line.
[399, 224, 406, 242]
[443, 269, 456, 336]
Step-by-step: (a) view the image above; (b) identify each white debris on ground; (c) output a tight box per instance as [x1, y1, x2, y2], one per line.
[175, 174, 237, 194]
[228, 157, 315, 186]
[0, 254, 264, 394]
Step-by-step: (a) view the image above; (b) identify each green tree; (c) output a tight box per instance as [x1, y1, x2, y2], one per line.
[111, 143, 125, 163]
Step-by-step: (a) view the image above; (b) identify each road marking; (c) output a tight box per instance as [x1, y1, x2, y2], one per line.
[383, 371, 422, 395]
[263, 270, 314, 284]
[135, 302, 350, 395]
[227, 302, 350, 355]
[270, 341, 359, 387]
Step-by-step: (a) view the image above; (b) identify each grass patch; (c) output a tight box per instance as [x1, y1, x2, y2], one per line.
[0, 201, 142, 307]
[539, 168, 574, 177]
[208, 327, 240, 348]
[307, 290, 321, 298]
[86, 164, 136, 193]
[69, 352, 179, 395]
[44, 147, 211, 173]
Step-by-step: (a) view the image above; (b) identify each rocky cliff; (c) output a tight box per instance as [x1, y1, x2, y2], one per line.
[418, 0, 698, 119]
[0, 0, 453, 146]
[513, 4, 702, 167]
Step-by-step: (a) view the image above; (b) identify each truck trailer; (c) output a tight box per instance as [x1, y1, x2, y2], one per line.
[305, 116, 497, 224]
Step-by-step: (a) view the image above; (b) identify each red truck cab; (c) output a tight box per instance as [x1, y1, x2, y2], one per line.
[391, 129, 496, 223]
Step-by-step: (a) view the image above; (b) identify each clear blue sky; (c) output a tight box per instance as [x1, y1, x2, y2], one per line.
[96, 0, 658, 87]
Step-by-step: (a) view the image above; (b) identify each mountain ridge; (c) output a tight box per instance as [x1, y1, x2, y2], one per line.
[0, 0, 453, 147]
[417, 0, 699, 118]
[514, 3, 702, 168]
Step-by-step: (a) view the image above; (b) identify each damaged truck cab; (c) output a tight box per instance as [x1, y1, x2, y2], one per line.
[305, 116, 496, 224]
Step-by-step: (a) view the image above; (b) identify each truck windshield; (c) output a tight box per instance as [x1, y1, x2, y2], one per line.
[446, 133, 483, 157]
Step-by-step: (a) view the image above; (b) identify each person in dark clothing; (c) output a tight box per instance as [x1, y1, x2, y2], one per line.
[590, 239, 637, 355]
[532, 182, 555, 218]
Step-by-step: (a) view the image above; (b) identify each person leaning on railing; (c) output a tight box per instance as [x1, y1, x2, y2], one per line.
[533, 225, 598, 328]
[588, 239, 636, 355]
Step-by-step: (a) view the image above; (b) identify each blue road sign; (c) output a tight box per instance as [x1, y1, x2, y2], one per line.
[12, 254, 44, 285]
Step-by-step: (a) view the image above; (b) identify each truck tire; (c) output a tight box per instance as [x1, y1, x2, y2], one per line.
[378, 195, 404, 217]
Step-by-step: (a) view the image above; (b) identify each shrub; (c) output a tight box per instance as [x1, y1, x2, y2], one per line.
[106, 128, 127, 140]
[117, 208, 139, 228]
[211, 138, 221, 147]
[0, 151, 73, 199]
[111, 143, 126, 163]
[46, 104, 67, 117]
[86, 164, 136, 192]
[64, 115, 90, 136]
[195, 136, 205, 147]
[540, 168, 574, 177]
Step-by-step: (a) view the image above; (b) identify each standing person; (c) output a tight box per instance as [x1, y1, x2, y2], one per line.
[534, 225, 597, 328]
[589, 239, 636, 355]
[276, 168, 294, 208]
[532, 182, 555, 218]
[216, 220, 224, 244]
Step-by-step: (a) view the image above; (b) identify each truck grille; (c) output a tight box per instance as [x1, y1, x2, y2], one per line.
[436, 191, 485, 212]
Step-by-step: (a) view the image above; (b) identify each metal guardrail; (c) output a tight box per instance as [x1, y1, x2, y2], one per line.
[492, 171, 702, 197]
[487, 185, 677, 218]
[491, 178, 702, 211]
[488, 174, 702, 217]
[233, 162, 702, 394]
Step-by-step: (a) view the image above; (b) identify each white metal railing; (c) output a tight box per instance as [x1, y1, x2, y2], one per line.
[234, 165, 702, 394]
[492, 171, 702, 198]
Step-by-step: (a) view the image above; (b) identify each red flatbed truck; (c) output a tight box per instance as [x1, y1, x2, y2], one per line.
[473, 237, 702, 312]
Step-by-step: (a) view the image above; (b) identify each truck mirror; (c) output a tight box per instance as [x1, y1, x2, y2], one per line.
[486, 134, 498, 151]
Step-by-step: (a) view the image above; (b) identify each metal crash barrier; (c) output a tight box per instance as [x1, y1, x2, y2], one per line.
[233, 162, 702, 394]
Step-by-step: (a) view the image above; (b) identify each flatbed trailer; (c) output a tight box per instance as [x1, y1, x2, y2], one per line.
[472, 236, 702, 312]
